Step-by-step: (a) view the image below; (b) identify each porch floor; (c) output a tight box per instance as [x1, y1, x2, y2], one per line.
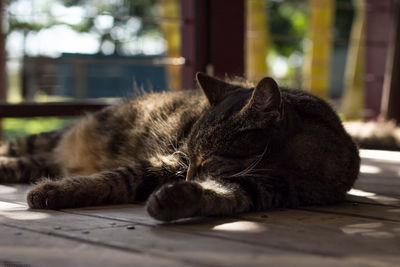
[1, 149, 399, 266]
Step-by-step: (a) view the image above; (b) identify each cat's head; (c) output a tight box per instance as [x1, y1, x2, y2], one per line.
[186, 73, 284, 181]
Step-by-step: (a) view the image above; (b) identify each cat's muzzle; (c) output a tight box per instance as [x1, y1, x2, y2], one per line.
[185, 156, 203, 181]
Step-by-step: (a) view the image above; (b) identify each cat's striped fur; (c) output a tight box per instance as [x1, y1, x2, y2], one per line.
[0, 73, 360, 221]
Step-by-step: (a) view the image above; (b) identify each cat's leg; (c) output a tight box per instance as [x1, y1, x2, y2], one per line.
[0, 129, 65, 157]
[27, 165, 181, 209]
[0, 154, 60, 183]
[146, 179, 254, 221]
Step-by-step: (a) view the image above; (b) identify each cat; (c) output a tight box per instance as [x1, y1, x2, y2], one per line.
[0, 73, 360, 221]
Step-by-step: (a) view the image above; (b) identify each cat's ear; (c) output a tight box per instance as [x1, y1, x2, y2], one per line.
[241, 77, 282, 115]
[196, 72, 235, 105]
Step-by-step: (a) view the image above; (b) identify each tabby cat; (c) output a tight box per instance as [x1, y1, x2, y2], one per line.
[0, 73, 360, 221]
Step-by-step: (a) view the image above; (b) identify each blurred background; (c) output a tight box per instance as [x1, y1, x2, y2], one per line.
[0, 0, 399, 140]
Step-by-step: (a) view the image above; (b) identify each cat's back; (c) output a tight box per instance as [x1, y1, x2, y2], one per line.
[281, 88, 343, 129]
[54, 90, 207, 176]
[275, 88, 360, 204]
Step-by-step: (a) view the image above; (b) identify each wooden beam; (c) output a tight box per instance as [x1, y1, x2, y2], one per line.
[0, 101, 112, 118]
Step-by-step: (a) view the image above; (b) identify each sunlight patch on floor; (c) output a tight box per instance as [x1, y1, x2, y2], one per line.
[341, 222, 395, 239]
[360, 149, 400, 162]
[0, 200, 51, 221]
[348, 189, 376, 197]
[0, 209, 51, 220]
[0, 201, 25, 211]
[212, 221, 268, 233]
[0, 185, 18, 194]
[360, 164, 381, 174]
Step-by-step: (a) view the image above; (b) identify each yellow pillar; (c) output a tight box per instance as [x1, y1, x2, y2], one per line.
[160, 0, 181, 91]
[246, 0, 269, 82]
[341, 0, 365, 120]
[303, 0, 335, 99]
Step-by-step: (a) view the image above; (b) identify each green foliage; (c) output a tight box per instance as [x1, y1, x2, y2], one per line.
[268, 0, 308, 57]
[2, 117, 77, 141]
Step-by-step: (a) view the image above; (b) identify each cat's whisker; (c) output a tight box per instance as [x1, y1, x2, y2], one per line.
[227, 143, 269, 178]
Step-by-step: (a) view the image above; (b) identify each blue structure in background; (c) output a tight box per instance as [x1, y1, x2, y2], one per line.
[57, 53, 167, 98]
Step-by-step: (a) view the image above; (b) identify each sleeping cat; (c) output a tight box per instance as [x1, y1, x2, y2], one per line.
[0, 73, 360, 221]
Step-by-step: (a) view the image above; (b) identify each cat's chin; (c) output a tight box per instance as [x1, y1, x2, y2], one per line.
[146, 181, 203, 222]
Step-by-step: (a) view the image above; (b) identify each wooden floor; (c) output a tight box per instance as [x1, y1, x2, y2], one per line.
[1, 149, 399, 267]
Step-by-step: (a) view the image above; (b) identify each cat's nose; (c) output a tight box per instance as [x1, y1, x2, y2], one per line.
[185, 156, 202, 181]
[185, 164, 197, 181]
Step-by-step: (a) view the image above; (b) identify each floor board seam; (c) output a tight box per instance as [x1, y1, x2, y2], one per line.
[0, 221, 212, 267]
[298, 208, 400, 223]
[58, 210, 359, 259]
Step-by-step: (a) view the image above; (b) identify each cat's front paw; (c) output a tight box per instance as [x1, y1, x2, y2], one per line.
[146, 181, 203, 222]
[27, 181, 68, 209]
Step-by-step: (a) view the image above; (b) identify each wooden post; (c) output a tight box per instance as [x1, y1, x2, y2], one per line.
[0, 0, 6, 140]
[209, 0, 244, 78]
[246, 0, 269, 82]
[303, 0, 335, 99]
[181, 0, 244, 88]
[0, 1, 5, 100]
[381, 0, 400, 121]
[364, 0, 392, 120]
[160, 0, 181, 91]
[181, 0, 207, 89]
[341, 0, 365, 120]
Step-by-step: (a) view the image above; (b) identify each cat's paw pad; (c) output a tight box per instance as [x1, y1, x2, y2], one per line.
[27, 181, 67, 209]
[146, 181, 203, 221]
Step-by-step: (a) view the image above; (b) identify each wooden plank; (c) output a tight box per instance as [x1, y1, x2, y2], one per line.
[1, 192, 398, 266]
[0, 203, 362, 267]
[0, 225, 185, 267]
[355, 150, 400, 196]
[302, 202, 400, 223]
[346, 190, 400, 207]
[0, 184, 31, 205]
[64, 204, 400, 265]
[227, 211, 399, 264]
[55, 219, 399, 267]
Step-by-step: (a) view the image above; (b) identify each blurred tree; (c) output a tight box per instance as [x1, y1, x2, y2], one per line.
[268, 0, 307, 57]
